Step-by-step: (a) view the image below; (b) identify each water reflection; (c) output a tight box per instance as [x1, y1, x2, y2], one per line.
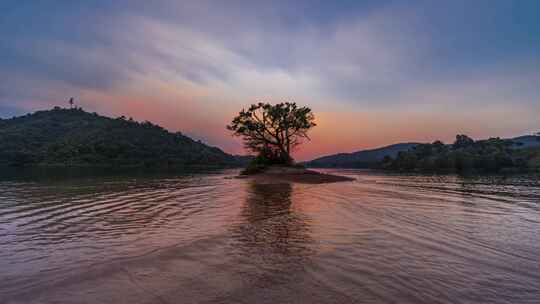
[231, 182, 313, 266]
[2, 171, 540, 303]
[0, 172, 233, 286]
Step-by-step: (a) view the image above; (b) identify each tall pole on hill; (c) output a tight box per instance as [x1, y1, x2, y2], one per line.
[69, 97, 74, 109]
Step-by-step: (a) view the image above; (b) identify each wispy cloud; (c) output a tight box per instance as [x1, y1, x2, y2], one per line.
[1, 1, 539, 159]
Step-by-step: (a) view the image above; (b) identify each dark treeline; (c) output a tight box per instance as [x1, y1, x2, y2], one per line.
[0, 107, 244, 167]
[382, 134, 540, 173]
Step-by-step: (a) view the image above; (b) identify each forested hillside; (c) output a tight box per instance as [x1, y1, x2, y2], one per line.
[383, 135, 540, 173]
[0, 107, 241, 167]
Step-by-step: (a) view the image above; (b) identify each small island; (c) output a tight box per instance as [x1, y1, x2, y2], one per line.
[227, 102, 354, 184]
[236, 165, 354, 184]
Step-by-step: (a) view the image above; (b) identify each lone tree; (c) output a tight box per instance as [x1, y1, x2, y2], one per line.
[227, 102, 316, 164]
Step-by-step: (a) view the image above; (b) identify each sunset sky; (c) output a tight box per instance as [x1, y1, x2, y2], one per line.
[1, 1, 539, 160]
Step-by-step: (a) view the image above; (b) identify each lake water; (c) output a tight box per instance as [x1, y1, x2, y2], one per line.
[1, 169, 540, 303]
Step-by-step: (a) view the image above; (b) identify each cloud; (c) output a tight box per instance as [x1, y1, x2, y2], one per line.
[1, 1, 539, 159]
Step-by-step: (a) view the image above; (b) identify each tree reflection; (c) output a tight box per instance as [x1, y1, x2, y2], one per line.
[231, 182, 313, 265]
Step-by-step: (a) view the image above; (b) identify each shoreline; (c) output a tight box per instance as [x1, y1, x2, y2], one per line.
[237, 166, 355, 184]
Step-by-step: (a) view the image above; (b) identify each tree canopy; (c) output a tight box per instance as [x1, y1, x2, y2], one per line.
[227, 102, 316, 164]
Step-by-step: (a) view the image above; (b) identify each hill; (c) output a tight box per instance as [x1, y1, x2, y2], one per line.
[305, 143, 418, 168]
[382, 135, 540, 173]
[510, 135, 540, 149]
[0, 107, 242, 167]
[305, 135, 540, 170]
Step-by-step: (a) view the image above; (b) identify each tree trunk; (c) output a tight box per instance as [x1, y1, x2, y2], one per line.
[285, 128, 290, 155]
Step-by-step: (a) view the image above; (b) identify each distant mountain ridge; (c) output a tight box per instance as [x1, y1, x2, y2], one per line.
[510, 135, 540, 149]
[306, 135, 540, 168]
[306, 143, 419, 168]
[0, 107, 245, 167]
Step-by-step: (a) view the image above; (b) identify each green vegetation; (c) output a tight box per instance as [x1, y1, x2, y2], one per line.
[382, 134, 540, 173]
[227, 102, 316, 174]
[0, 107, 242, 167]
[240, 153, 306, 175]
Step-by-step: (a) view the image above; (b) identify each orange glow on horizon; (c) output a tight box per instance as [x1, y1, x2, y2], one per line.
[25, 90, 539, 162]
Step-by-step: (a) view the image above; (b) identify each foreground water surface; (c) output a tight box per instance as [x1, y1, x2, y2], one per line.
[1, 169, 540, 303]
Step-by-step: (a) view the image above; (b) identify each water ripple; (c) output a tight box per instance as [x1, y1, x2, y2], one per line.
[1, 170, 539, 303]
